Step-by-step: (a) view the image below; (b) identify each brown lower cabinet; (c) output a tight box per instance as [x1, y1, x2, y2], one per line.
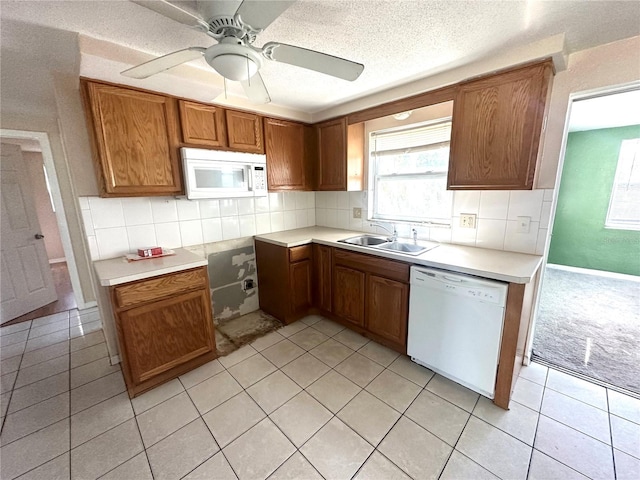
[110, 266, 217, 397]
[256, 241, 410, 353]
[255, 240, 312, 324]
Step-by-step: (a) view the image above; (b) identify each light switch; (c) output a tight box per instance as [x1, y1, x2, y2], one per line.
[516, 216, 531, 233]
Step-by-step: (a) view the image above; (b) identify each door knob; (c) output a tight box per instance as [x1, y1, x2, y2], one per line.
[34, 234, 45, 239]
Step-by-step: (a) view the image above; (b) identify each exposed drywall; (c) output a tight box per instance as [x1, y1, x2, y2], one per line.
[23, 151, 66, 261]
[548, 126, 640, 275]
[204, 238, 259, 322]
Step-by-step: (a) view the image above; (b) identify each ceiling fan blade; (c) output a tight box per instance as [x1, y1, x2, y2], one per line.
[240, 72, 271, 104]
[262, 42, 364, 81]
[131, 0, 209, 30]
[121, 47, 206, 79]
[235, 0, 295, 31]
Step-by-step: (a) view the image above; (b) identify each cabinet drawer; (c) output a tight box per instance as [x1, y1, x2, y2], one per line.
[113, 267, 208, 309]
[289, 244, 312, 263]
[333, 248, 409, 283]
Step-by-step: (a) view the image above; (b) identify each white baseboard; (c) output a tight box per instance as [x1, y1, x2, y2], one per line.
[547, 263, 640, 282]
[110, 355, 121, 365]
[49, 258, 66, 264]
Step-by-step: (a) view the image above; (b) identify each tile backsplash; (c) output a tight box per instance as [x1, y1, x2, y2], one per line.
[315, 189, 553, 255]
[80, 192, 316, 260]
[81, 188, 553, 261]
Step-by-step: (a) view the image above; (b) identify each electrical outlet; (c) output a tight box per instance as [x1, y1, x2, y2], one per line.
[243, 279, 255, 291]
[353, 207, 362, 219]
[460, 214, 477, 229]
[516, 216, 531, 233]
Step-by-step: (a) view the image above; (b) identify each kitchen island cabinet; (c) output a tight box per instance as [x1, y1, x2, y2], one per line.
[81, 79, 183, 197]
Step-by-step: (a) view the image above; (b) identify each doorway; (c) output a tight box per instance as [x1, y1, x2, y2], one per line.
[1, 131, 83, 325]
[531, 89, 640, 395]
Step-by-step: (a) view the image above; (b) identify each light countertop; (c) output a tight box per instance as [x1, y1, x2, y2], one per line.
[255, 227, 543, 284]
[94, 248, 207, 286]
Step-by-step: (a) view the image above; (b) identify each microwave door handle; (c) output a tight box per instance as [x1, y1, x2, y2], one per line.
[247, 166, 254, 192]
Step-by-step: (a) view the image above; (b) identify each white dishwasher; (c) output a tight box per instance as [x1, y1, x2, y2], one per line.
[407, 266, 508, 398]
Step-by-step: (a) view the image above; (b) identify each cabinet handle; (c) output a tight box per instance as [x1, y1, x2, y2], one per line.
[34, 233, 45, 239]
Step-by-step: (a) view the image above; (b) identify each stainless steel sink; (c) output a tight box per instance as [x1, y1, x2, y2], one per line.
[338, 235, 438, 256]
[376, 241, 430, 255]
[339, 235, 389, 246]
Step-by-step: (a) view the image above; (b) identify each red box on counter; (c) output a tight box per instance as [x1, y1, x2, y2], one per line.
[137, 246, 163, 258]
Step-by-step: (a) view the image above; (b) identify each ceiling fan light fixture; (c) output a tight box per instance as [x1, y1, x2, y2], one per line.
[210, 54, 258, 81]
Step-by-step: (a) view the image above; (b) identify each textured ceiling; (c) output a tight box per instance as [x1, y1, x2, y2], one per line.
[1, 0, 639, 119]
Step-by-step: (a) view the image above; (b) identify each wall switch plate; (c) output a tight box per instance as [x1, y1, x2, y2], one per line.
[460, 214, 477, 229]
[516, 216, 531, 233]
[353, 207, 362, 219]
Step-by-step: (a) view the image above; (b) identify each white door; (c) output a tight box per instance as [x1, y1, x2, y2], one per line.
[1, 143, 57, 323]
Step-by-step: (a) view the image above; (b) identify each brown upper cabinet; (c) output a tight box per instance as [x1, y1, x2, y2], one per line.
[81, 80, 183, 197]
[316, 117, 364, 191]
[225, 110, 264, 154]
[265, 118, 316, 191]
[448, 60, 554, 190]
[179, 101, 228, 148]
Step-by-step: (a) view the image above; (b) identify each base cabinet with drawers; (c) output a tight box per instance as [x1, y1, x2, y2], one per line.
[110, 266, 217, 397]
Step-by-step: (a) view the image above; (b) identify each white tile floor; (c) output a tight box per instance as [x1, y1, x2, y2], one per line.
[1, 311, 639, 480]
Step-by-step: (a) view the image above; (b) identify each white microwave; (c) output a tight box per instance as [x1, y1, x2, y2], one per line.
[181, 148, 268, 199]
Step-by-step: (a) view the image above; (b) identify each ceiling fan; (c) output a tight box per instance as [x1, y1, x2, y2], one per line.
[122, 0, 365, 104]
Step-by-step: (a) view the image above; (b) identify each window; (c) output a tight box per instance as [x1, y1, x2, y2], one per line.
[606, 138, 640, 230]
[369, 120, 452, 225]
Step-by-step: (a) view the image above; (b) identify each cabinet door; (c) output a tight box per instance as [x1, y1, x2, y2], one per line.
[290, 259, 312, 318]
[366, 275, 408, 347]
[179, 100, 227, 147]
[265, 118, 307, 190]
[226, 110, 264, 153]
[82, 81, 182, 196]
[448, 60, 553, 190]
[317, 118, 347, 190]
[333, 265, 365, 327]
[313, 244, 332, 312]
[118, 289, 215, 385]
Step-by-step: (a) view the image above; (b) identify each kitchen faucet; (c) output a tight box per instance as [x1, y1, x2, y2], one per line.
[370, 222, 397, 242]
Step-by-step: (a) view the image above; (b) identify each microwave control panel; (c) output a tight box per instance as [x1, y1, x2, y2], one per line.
[253, 166, 267, 192]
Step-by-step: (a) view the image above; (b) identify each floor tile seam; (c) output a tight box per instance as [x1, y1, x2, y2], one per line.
[165, 445, 220, 480]
[18, 348, 71, 371]
[529, 446, 600, 480]
[5, 379, 70, 417]
[12, 362, 71, 391]
[468, 408, 537, 447]
[537, 411, 613, 447]
[70, 382, 127, 417]
[307, 342, 357, 369]
[18, 339, 70, 361]
[136, 398, 201, 450]
[468, 414, 534, 456]
[26, 323, 71, 341]
[420, 383, 477, 415]
[70, 363, 124, 391]
[509, 396, 542, 414]
[226, 353, 280, 389]
[69, 412, 135, 450]
[268, 402, 335, 450]
[70, 352, 110, 370]
[0, 335, 30, 348]
[613, 446, 640, 461]
[609, 410, 640, 427]
[543, 383, 609, 412]
[362, 369, 424, 415]
[4, 449, 69, 480]
[0, 393, 71, 448]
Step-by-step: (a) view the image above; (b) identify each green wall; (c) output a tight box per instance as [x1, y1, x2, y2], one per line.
[548, 125, 640, 276]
